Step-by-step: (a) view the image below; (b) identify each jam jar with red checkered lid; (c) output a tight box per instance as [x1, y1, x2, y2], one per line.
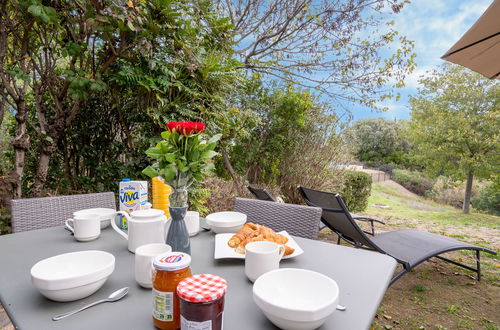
[176, 274, 227, 330]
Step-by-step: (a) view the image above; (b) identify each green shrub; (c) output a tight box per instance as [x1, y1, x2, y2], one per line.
[339, 171, 372, 212]
[472, 182, 500, 215]
[427, 176, 482, 209]
[188, 184, 212, 217]
[392, 169, 434, 196]
[426, 176, 463, 207]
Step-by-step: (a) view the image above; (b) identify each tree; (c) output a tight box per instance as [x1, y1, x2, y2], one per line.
[229, 83, 348, 202]
[0, 0, 237, 196]
[1, 0, 146, 195]
[0, 1, 32, 198]
[345, 117, 410, 164]
[214, 0, 416, 109]
[408, 64, 499, 213]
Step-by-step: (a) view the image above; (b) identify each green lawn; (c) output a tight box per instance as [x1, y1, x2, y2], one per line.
[358, 182, 500, 330]
[363, 182, 500, 230]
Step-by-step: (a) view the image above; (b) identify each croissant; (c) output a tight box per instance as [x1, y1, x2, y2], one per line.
[228, 222, 258, 248]
[228, 222, 295, 256]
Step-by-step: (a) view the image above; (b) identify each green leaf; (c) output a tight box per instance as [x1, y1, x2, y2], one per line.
[164, 153, 176, 162]
[145, 147, 162, 159]
[160, 131, 171, 139]
[207, 134, 222, 145]
[200, 150, 218, 159]
[205, 142, 216, 151]
[177, 160, 188, 172]
[197, 142, 207, 151]
[28, 4, 57, 24]
[163, 165, 176, 181]
[190, 150, 200, 161]
[142, 166, 159, 178]
[159, 142, 169, 153]
[5, 68, 30, 82]
[202, 163, 215, 171]
[192, 172, 204, 181]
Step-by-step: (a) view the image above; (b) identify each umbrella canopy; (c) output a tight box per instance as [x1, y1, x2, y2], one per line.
[441, 0, 500, 79]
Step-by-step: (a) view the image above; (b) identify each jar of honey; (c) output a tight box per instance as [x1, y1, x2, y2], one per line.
[176, 274, 227, 330]
[152, 252, 192, 330]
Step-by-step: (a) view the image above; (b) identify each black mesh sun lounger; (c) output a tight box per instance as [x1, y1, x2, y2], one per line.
[248, 185, 385, 234]
[247, 186, 277, 202]
[298, 186, 497, 285]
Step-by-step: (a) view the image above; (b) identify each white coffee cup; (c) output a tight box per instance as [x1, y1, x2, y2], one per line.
[135, 243, 172, 288]
[184, 211, 200, 237]
[65, 213, 101, 242]
[245, 241, 285, 282]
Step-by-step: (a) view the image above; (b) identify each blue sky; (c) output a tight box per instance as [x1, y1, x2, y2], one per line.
[349, 0, 492, 122]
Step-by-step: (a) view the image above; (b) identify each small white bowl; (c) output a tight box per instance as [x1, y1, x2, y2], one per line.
[253, 268, 339, 330]
[205, 211, 247, 234]
[74, 208, 116, 229]
[31, 250, 115, 302]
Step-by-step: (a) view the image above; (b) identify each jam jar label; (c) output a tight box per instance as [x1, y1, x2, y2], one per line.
[180, 315, 212, 330]
[153, 289, 173, 321]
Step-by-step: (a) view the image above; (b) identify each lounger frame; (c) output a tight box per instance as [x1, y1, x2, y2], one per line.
[298, 186, 496, 285]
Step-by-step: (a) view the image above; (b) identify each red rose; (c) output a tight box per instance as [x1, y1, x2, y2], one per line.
[176, 121, 185, 132]
[182, 121, 196, 135]
[195, 122, 205, 132]
[165, 120, 204, 135]
[166, 121, 177, 132]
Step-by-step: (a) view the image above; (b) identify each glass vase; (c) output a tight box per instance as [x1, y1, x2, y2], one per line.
[168, 187, 188, 208]
[166, 187, 191, 254]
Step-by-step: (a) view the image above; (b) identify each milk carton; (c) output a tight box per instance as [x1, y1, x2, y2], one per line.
[119, 179, 149, 229]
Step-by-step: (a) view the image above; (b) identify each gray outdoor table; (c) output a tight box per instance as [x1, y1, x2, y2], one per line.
[0, 224, 396, 330]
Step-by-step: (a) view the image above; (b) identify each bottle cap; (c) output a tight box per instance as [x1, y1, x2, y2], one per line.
[121, 178, 131, 182]
[153, 252, 191, 271]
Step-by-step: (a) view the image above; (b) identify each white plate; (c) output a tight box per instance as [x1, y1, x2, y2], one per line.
[214, 231, 303, 259]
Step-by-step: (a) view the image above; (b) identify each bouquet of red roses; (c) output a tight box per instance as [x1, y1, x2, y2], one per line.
[143, 121, 221, 207]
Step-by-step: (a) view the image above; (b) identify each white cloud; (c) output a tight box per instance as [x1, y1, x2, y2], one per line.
[344, 0, 493, 120]
[402, 66, 434, 89]
[387, 0, 491, 90]
[393, 0, 491, 67]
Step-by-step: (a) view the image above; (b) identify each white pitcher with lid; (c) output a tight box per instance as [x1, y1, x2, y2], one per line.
[112, 209, 170, 253]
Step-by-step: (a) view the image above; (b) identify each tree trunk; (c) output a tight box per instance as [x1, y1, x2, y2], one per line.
[463, 171, 473, 214]
[31, 143, 56, 196]
[12, 137, 27, 198]
[221, 148, 243, 196]
[0, 96, 5, 125]
[11, 100, 29, 198]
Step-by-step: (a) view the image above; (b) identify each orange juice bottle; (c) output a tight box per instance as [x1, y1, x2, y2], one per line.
[152, 177, 172, 218]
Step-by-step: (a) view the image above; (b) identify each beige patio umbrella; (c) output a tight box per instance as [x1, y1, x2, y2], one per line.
[441, 0, 500, 79]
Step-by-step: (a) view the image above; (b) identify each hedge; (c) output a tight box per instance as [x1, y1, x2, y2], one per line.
[339, 171, 372, 213]
[472, 182, 500, 215]
[392, 169, 434, 196]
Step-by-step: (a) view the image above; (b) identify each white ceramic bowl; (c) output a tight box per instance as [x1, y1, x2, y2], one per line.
[73, 208, 116, 229]
[31, 250, 115, 302]
[253, 268, 339, 330]
[205, 211, 247, 234]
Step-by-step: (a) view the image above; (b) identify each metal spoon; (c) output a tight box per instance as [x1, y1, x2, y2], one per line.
[52, 287, 129, 321]
[336, 304, 347, 311]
